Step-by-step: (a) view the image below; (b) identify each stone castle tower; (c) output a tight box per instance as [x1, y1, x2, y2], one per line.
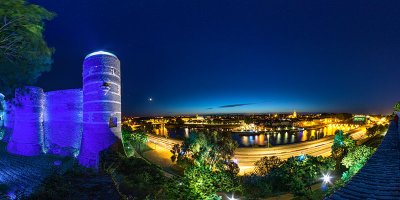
[79, 51, 122, 168]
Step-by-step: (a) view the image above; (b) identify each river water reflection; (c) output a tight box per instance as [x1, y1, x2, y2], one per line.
[153, 124, 356, 147]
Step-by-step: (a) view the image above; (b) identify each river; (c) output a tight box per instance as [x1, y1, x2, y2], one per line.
[151, 124, 358, 147]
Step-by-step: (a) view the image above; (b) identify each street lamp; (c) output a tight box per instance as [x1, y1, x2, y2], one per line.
[227, 194, 238, 200]
[321, 173, 332, 184]
[267, 133, 270, 148]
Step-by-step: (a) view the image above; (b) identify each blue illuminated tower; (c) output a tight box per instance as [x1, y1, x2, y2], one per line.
[78, 51, 122, 168]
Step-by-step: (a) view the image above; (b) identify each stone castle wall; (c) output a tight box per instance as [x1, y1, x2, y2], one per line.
[0, 51, 121, 169]
[44, 89, 83, 156]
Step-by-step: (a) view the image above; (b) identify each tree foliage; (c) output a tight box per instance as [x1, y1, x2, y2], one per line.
[366, 124, 387, 137]
[243, 155, 334, 199]
[331, 130, 355, 173]
[173, 131, 238, 168]
[131, 131, 148, 154]
[116, 157, 166, 199]
[328, 138, 375, 194]
[394, 101, 400, 112]
[269, 155, 334, 197]
[253, 156, 283, 176]
[164, 164, 241, 200]
[341, 145, 375, 183]
[335, 113, 353, 122]
[176, 117, 185, 125]
[121, 124, 148, 156]
[166, 131, 241, 199]
[0, 0, 55, 97]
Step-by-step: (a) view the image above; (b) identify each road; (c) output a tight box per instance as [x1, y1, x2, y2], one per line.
[147, 127, 367, 174]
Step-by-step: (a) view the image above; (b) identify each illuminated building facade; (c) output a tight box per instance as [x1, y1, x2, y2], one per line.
[0, 51, 121, 169]
[353, 115, 367, 124]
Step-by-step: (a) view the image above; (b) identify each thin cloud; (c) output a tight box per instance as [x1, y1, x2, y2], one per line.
[218, 103, 255, 108]
[206, 102, 263, 110]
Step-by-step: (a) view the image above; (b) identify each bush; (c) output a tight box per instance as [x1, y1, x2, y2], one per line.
[116, 157, 166, 199]
[241, 175, 275, 199]
[27, 165, 115, 200]
[163, 164, 241, 200]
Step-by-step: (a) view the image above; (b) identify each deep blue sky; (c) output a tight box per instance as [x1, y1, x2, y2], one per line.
[32, 0, 400, 116]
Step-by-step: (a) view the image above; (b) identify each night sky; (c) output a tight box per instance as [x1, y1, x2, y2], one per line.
[31, 0, 400, 116]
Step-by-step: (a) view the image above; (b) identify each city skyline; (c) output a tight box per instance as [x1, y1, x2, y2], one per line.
[32, 0, 400, 115]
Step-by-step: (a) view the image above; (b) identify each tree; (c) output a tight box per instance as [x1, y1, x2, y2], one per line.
[394, 101, 400, 112]
[121, 124, 148, 156]
[131, 131, 148, 156]
[0, 0, 55, 97]
[269, 155, 334, 198]
[244, 116, 254, 124]
[341, 145, 375, 183]
[166, 131, 241, 199]
[116, 157, 166, 199]
[366, 126, 378, 137]
[176, 117, 185, 125]
[175, 131, 238, 168]
[336, 113, 353, 122]
[164, 163, 242, 200]
[253, 156, 283, 176]
[331, 130, 355, 173]
[121, 124, 136, 156]
[366, 124, 387, 137]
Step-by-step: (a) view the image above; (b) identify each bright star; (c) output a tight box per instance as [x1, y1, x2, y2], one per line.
[148, 97, 153, 101]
